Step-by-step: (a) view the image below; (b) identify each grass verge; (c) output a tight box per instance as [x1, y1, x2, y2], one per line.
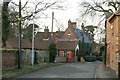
[2, 63, 60, 78]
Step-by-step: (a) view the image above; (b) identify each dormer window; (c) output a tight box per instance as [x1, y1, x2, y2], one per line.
[67, 33, 71, 38]
[43, 38, 49, 40]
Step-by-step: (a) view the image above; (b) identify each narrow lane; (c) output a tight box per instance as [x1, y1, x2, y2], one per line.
[16, 62, 113, 78]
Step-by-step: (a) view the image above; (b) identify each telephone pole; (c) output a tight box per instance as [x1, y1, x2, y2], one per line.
[18, 0, 21, 69]
[51, 12, 54, 42]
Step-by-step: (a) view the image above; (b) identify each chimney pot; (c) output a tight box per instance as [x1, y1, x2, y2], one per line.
[81, 23, 84, 29]
[44, 26, 49, 39]
[72, 22, 76, 28]
[68, 19, 71, 28]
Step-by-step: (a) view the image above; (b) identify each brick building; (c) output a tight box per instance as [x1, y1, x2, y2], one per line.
[106, 9, 120, 76]
[35, 19, 91, 62]
[56, 20, 91, 57]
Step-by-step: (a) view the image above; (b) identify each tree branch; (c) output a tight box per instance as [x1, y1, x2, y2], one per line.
[11, 1, 62, 23]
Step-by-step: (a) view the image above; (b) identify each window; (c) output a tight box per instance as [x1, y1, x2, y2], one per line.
[43, 38, 49, 40]
[111, 26, 113, 30]
[67, 33, 71, 38]
[112, 33, 114, 36]
[63, 51, 67, 57]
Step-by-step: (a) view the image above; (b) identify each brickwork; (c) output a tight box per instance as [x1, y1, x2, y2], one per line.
[59, 51, 64, 56]
[106, 10, 120, 75]
[2, 51, 24, 69]
[2, 50, 49, 69]
[60, 27, 78, 40]
[35, 19, 91, 63]
[57, 20, 79, 59]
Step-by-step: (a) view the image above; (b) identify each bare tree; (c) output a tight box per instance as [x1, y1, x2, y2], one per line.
[10, 0, 65, 23]
[54, 18, 66, 31]
[78, 0, 120, 44]
[2, 0, 65, 38]
[79, 0, 120, 24]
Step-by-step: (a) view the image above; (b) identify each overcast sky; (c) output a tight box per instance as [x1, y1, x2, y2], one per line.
[42, 0, 83, 32]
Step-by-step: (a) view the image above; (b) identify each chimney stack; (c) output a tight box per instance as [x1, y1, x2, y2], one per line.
[68, 19, 71, 28]
[72, 22, 76, 28]
[44, 26, 49, 39]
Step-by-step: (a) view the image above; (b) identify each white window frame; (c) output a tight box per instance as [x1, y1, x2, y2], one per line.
[67, 33, 71, 38]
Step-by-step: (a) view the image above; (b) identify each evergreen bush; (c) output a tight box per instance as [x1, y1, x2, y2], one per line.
[49, 43, 57, 63]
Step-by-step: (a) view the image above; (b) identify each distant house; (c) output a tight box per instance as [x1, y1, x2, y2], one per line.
[106, 9, 120, 76]
[35, 19, 92, 59]
[57, 19, 91, 57]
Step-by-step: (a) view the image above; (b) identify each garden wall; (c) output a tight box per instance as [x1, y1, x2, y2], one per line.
[23, 50, 49, 65]
[2, 49, 49, 69]
[2, 50, 24, 70]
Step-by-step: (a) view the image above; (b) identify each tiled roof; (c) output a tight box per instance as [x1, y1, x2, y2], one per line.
[71, 27, 92, 43]
[57, 41, 78, 50]
[115, 8, 120, 15]
[107, 8, 120, 22]
[57, 31, 65, 38]
[34, 31, 65, 50]
[6, 38, 32, 49]
[34, 32, 56, 50]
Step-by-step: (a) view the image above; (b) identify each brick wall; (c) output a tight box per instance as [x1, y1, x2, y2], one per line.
[24, 50, 49, 65]
[106, 14, 120, 76]
[2, 50, 49, 69]
[55, 56, 66, 63]
[36, 51, 49, 63]
[60, 20, 78, 40]
[61, 27, 78, 40]
[2, 50, 24, 69]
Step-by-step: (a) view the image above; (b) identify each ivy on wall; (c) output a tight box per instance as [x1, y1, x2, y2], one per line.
[2, 2, 10, 47]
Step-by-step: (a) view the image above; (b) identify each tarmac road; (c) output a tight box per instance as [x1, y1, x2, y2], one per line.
[16, 61, 114, 78]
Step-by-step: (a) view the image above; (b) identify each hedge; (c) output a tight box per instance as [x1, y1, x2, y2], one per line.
[84, 56, 96, 62]
[96, 56, 103, 61]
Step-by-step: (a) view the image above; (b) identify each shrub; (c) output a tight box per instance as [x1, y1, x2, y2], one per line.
[96, 56, 103, 61]
[49, 43, 57, 63]
[84, 56, 96, 62]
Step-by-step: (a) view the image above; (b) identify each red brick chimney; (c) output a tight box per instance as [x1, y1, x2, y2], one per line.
[44, 26, 49, 39]
[72, 22, 76, 28]
[68, 19, 71, 28]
